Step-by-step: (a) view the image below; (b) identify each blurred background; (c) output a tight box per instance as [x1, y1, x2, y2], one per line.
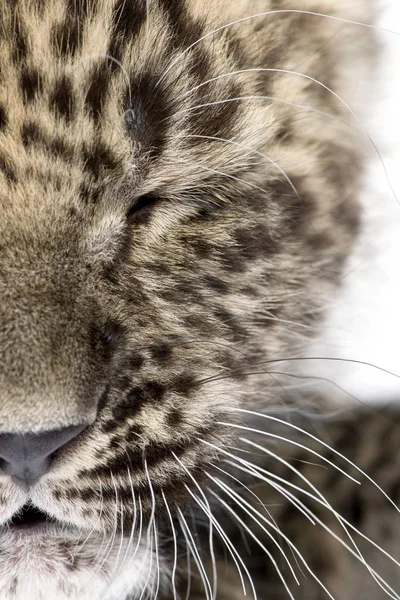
[301, 0, 400, 405]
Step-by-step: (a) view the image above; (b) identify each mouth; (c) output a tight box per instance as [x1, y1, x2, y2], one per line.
[10, 503, 54, 531]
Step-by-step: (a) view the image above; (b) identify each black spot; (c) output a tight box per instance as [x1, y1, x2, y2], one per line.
[118, 375, 132, 391]
[181, 236, 212, 259]
[84, 60, 111, 122]
[173, 373, 196, 396]
[0, 154, 17, 183]
[124, 72, 176, 158]
[20, 67, 43, 103]
[143, 380, 166, 401]
[12, 19, 28, 64]
[214, 307, 247, 341]
[204, 274, 229, 294]
[82, 140, 120, 180]
[52, 16, 82, 57]
[188, 81, 242, 140]
[234, 224, 277, 260]
[167, 408, 183, 427]
[125, 424, 144, 443]
[126, 381, 166, 412]
[183, 313, 212, 332]
[160, 0, 204, 52]
[221, 247, 246, 273]
[50, 75, 75, 122]
[0, 104, 7, 130]
[128, 353, 145, 371]
[150, 343, 172, 364]
[111, 401, 135, 423]
[21, 121, 42, 147]
[49, 136, 75, 160]
[78, 182, 102, 204]
[108, 0, 147, 64]
[101, 320, 126, 347]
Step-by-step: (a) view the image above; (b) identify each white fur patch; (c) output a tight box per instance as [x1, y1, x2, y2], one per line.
[0, 526, 162, 600]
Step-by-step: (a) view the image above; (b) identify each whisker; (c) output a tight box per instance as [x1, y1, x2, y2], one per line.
[172, 133, 299, 197]
[115, 467, 138, 580]
[210, 470, 300, 584]
[207, 487, 298, 600]
[172, 451, 240, 600]
[153, 519, 161, 600]
[183, 485, 257, 600]
[215, 421, 360, 484]
[175, 156, 271, 195]
[161, 491, 178, 600]
[213, 451, 400, 598]
[128, 495, 144, 567]
[176, 95, 334, 123]
[156, 10, 398, 88]
[230, 408, 400, 511]
[138, 521, 154, 600]
[239, 437, 400, 588]
[96, 471, 120, 574]
[208, 477, 340, 600]
[184, 533, 192, 600]
[178, 507, 213, 600]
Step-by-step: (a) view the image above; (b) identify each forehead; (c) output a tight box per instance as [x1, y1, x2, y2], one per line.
[0, 0, 256, 213]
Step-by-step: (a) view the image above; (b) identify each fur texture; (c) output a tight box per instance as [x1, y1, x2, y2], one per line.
[1, 1, 396, 600]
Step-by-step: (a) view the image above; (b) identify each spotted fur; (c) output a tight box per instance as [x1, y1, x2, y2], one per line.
[0, 1, 393, 599]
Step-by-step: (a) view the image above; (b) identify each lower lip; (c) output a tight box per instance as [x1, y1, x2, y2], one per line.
[6, 520, 60, 536]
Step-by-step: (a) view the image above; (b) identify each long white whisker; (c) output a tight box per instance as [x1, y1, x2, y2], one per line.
[216, 421, 360, 484]
[223, 458, 317, 524]
[153, 519, 161, 600]
[156, 10, 398, 88]
[231, 408, 400, 511]
[210, 470, 400, 599]
[128, 495, 144, 567]
[178, 507, 213, 600]
[173, 133, 299, 197]
[201, 436, 400, 596]
[203, 468, 300, 583]
[176, 156, 271, 195]
[208, 476, 340, 600]
[96, 472, 120, 574]
[211, 461, 308, 579]
[177, 95, 334, 122]
[171, 451, 244, 599]
[184, 529, 192, 600]
[238, 437, 400, 597]
[116, 467, 138, 580]
[183, 484, 257, 600]
[162, 491, 178, 600]
[201, 439, 317, 524]
[138, 521, 154, 600]
[207, 487, 298, 600]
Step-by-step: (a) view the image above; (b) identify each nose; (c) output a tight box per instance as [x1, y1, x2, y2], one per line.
[0, 424, 87, 484]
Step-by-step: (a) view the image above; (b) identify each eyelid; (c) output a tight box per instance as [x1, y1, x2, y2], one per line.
[126, 194, 161, 222]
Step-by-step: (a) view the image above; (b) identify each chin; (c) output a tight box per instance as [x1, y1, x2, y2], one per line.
[0, 522, 158, 600]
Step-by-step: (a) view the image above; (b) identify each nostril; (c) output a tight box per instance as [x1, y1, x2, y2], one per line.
[0, 423, 87, 484]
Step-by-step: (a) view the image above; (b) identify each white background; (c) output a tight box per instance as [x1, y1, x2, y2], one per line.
[304, 1, 400, 404]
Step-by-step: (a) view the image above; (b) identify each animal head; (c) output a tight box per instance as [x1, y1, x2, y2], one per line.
[0, 1, 369, 597]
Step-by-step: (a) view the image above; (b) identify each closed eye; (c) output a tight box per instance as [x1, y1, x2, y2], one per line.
[126, 194, 161, 224]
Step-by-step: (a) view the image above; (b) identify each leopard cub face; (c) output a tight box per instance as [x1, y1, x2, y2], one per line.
[0, 0, 371, 598]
